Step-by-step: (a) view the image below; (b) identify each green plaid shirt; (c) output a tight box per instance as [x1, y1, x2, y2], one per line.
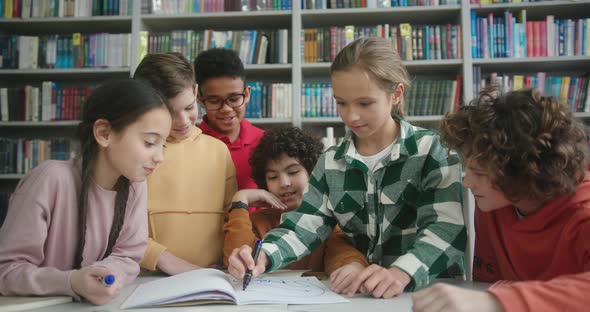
[262, 118, 466, 290]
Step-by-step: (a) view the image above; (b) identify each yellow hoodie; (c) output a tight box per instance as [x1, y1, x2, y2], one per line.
[141, 126, 237, 270]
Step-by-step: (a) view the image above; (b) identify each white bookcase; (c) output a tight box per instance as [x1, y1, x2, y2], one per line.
[1, 0, 590, 183]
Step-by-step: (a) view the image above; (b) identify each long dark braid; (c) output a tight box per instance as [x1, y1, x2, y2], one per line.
[73, 79, 167, 268]
[103, 177, 130, 258]
[73, 120, 96, 269]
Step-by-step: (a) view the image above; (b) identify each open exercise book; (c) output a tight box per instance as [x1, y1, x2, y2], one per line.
[121, 268, 348, 309]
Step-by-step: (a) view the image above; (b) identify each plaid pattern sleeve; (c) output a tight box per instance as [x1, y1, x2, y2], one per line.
[262, 119, 466, 288]
[262, 151, 339, 271]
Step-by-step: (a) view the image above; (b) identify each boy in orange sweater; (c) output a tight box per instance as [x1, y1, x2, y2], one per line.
[412, 88, 590, 312]
[224, 127, 368, 274]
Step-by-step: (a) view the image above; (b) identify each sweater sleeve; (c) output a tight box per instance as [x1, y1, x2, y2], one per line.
[391, 142, 467, 290]
[140, 239, 167, 271]
[0, 165, 76, 297]
[488, 272, 590, 312]
[93, 182, 148, 286]
[224, 151, 238, 214]
[323, 225, 368, 275]
[223, 209, 259, 267]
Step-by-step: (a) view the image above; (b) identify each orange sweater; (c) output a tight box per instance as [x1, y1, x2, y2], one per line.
[224, 208, 368, 274]
[474, 173, 590, 312]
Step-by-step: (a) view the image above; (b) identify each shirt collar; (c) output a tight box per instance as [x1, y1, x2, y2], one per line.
[166, 126, 201, 144]
[334, 116, 419, 165]
[199, 115, 259, 146]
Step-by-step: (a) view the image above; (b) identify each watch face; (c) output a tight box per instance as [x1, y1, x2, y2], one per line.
[230, 201, 249, 211]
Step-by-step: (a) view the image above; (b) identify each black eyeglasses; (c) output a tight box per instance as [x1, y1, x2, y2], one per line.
[200, 90, 247, 111]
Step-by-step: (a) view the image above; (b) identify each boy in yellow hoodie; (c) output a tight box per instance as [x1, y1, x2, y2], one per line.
[134, 53, 237, 275]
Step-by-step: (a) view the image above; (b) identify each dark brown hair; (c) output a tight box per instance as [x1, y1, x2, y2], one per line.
[74, 79, 166, 268]
[193, 48, 245, 90]
[134, 52, 195, 102]
[441, 88, 588, 203]
[250, 127, 323, 190]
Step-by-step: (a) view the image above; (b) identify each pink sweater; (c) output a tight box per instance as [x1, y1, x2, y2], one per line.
[0, 160, 148, 298]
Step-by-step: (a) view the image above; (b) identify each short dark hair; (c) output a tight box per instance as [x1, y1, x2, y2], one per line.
[133, 52, 195, 101]
[441, 88, 589, 203]
[250, 127, 324, 190]
[193, 48, 245, 88]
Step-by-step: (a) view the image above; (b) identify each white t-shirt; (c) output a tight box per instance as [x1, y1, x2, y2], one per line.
[357, 141, 395, 173]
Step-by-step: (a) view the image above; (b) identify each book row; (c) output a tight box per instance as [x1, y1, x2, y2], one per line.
[472, 67, 590, 113]
[303, 23, 462, 63]
[245, 82, 292, 119]
[0, 33, 131, 69]
[0, 84, 91, 122]
[303, 0, 459, 9]
[0, 0, 131, 18]
[0, 138, 74, 175]
[142, 0, 292, 14]
[141, 29, 290, 65]
[471, 11, 590, 59]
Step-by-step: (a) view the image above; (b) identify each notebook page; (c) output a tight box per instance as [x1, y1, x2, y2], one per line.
[121, 269, 236, 309]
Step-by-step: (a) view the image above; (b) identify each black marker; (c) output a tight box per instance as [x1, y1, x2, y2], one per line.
[242, 239, 262, 291]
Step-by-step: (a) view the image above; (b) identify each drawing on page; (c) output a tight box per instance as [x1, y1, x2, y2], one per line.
[232, 278, 326, 297]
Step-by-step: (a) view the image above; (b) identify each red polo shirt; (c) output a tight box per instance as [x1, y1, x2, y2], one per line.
[199, 115, 265, 198]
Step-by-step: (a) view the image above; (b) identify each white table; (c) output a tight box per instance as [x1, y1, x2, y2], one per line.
[23, 276, 489, 312]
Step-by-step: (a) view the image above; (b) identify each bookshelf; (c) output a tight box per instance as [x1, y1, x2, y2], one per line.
[1, 0, 590, 179]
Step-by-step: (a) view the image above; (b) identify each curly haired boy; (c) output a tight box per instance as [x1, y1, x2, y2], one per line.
[413, 88, 590, 312]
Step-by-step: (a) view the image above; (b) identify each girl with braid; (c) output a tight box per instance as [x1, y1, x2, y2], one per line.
[0, 79, 171, 305]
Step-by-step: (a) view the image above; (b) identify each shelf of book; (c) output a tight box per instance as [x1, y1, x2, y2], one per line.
[243, 64, 293, 78]
[303, 113, 590, 124]
[301, 6, 461, 27]
[140, 11, 292, 30]
[0, 0, 588, 188]
[470, 1, 590, 19]
[574, 112, 590, 119]
[0, 121, 80, 127]
[302, 60, 463, 76]
[0, 174, 24, 180]
[248, 118, 292, 125]
[472, 56, 590, 72]
[0, 67, 130, 81]
[301, 115, 446, 124]
[0, 16, 132, 34]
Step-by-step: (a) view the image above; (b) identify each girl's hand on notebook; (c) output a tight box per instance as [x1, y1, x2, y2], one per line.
[411, 283, 503, 312]
[346, 264, 410, 298]
[232, 190, 288, 210]
[70, 266, 121, 305]
[157, 251, 201, 275]
[329, 262, 365, 294]
[227, 244, 269, 280]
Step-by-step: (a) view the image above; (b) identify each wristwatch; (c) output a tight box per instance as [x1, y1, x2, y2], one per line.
[229, 200, 249, 213]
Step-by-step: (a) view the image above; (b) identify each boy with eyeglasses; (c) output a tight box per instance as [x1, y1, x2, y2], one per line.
[195, 48, 265, 213]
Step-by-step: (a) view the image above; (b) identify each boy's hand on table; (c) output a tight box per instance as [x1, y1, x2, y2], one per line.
[412, 284, 503, 312]
[346, 265, 411, 298]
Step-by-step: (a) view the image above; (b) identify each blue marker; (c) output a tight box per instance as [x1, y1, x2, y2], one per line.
[101, 274, 115, 287]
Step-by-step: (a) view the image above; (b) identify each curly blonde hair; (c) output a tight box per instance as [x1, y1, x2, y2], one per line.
[441, 88, 588, 203]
